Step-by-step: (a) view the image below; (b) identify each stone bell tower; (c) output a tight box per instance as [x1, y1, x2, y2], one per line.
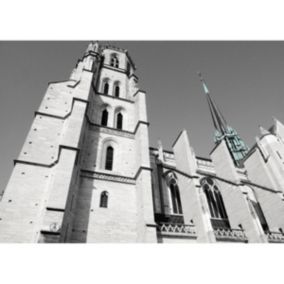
[0, 42, 157, 243]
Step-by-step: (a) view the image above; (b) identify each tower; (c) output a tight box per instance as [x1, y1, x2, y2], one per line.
[0, 42, 157, 243]
[198, 73, 249, 166]
[2, 42, 284, 244]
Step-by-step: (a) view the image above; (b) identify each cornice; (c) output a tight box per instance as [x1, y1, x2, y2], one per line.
[93, 87, 135, 104]
[196, 169, 217, 177]
[159, 164, 281, 194]
[102, 64, 128, 75]
[86, 116, 149, 136]
[101, 64, 138, 79]
[81, 166, 152, 184]
[243, 180, 281, 194]
[88, 123, 135, 139]
[81, 169, 135, 184]
[196, 156, 212, 162]
[160, 164, 199, 180]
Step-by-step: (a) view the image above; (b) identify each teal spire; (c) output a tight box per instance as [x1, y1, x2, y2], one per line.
[198, 72, 228, 136]
[198, 72, 249, 166]
[201, 78, 210, 95]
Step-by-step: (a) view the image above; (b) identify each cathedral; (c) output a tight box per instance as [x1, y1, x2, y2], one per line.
[1, 41, 284, 243]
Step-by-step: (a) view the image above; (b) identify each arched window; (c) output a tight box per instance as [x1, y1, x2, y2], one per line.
[169, 183, 183, 214]
[115, 85, 120, 97]
[250, 199, 269, 232]
[110, 56, 115, 67]
[116, 113, 123, 130]
[103, 82, 109, 95]
[110, 54, 119, 68]
[105, 146, 114, 170]
[201, 177, 229, 229]
[100, 191, 109, 208]
[101, 109, 108, 126]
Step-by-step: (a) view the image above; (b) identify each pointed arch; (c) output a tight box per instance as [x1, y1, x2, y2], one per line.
[101, 109, 108, 126]
[101, 78, 110, 95]
[170, 184, 178, 214]
[100, 191, 109, 208]
[113, 81, 121, 98]
[214, 186, 228, 219]
[105, 146, 114, 170]
[169, 181, 183, 215]
[203, 184, 214, 217]
[115, 85, 120, 97]
[116, 112, 123, 130]
[201, 177, 229, 227]
[114, 106, 126, 131]
[100, 138, 118, 172]
[103, 82, 109, 95]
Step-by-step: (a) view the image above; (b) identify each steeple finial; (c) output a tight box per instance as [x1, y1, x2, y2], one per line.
[198, 72, 210, 95]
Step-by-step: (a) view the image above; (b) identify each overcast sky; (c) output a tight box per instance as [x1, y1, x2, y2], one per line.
[1, 41, 284, 192]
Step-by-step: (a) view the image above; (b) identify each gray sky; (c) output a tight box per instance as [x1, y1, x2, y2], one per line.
[1, 41, 284, 192]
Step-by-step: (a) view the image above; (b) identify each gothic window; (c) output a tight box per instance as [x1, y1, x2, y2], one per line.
[116, 113, 123, 130]
[101, 109, 108, 126]
[250, 200, 269, 233]
[201, 177, 229, 228]
[110, 54, 119, 68]
[103, 82, 109, 95]
[105, 146, 114, 170]
[100, 191, 109, 208]
[169, 182, 183, 214]
[115, 85, 120, 97]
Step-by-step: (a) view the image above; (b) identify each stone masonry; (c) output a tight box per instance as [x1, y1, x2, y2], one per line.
[1, 42, 284, 243]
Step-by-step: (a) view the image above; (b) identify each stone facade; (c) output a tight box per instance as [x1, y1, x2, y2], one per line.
[1, 42, 284, 243]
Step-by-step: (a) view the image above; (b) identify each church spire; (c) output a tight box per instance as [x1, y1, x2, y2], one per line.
[198, 72, 249, 166]
[198, 72, 228, 136]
